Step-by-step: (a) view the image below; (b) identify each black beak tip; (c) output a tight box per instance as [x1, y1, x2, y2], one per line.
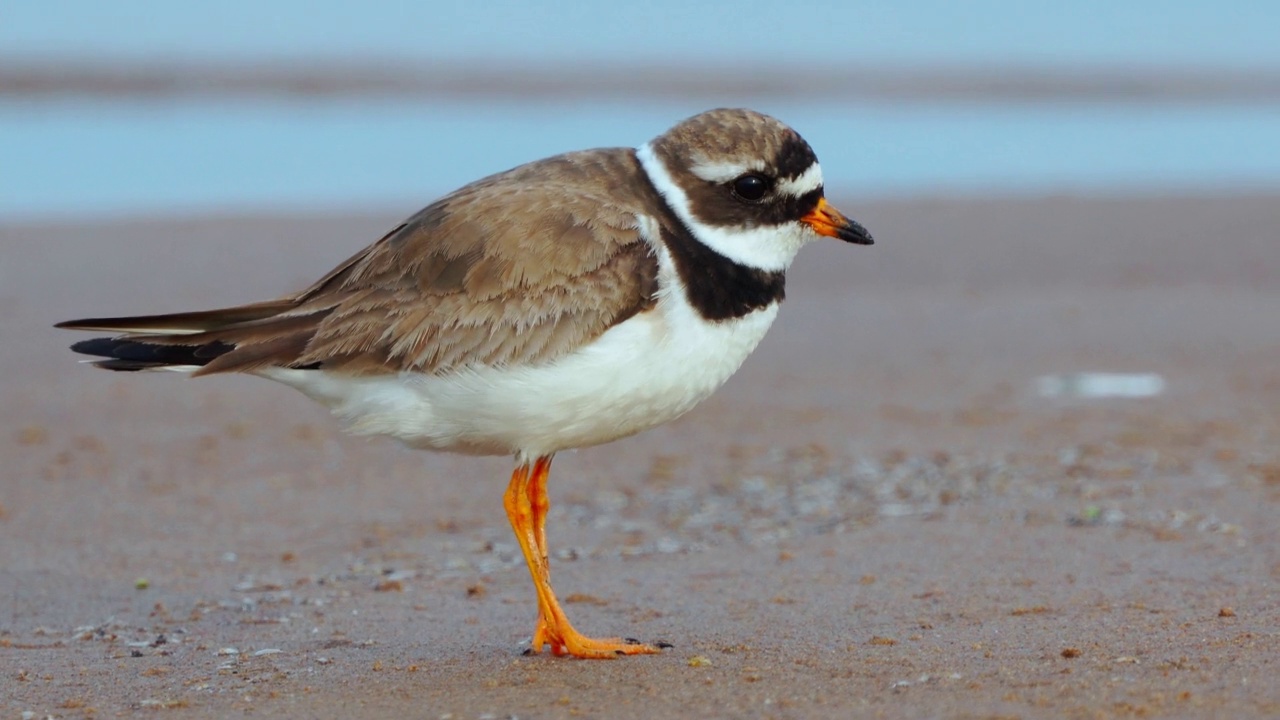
[840, 220, 874, 245]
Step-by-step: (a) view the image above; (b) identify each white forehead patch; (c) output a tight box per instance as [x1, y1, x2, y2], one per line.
[775, 162, 824, 198]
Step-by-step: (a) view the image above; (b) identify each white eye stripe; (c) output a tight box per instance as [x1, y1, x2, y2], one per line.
[688, 159, 766, 184]
[689, 159, 824, 199]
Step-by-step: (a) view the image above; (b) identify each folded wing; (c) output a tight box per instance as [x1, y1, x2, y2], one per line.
[58, 150, 661, 377]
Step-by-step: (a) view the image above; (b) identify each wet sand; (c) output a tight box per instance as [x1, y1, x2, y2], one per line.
[1, 192, 1278, 718]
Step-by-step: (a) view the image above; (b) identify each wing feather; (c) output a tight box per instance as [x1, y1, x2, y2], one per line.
[61, 148, 662, 377]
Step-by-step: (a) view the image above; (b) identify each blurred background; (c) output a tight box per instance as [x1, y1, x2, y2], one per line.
[4, 6, 1280, 716]
[3, 0, 1279, 220]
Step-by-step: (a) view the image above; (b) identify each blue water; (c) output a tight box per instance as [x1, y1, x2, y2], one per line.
[5, 0, 1279, 220]
[3, 99, 1278, 221]
[7, 0, 1280, 69]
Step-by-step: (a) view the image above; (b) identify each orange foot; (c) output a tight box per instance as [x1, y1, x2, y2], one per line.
[528, 612, 671, 658]
[506, 457, 671, 659]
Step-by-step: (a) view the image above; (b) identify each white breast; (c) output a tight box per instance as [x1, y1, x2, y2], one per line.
[262, 242, 780, 459]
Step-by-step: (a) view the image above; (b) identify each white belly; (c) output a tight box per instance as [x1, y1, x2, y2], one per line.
[262, 295, 778, 459]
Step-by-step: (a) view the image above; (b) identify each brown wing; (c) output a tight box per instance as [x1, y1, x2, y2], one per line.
[58, 149, 661, 377]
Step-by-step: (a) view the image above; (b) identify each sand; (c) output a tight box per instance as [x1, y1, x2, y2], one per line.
[1, 192, 1278, 718]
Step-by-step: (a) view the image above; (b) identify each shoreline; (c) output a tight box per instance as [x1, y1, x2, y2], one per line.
[5, 59, 1280, 104]
[6, 186, 1279, 230]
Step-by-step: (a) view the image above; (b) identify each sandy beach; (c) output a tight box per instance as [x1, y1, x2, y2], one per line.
[1, 191, 1278, 718]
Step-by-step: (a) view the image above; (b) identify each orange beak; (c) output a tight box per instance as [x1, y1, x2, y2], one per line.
[801, 197, 874, 245]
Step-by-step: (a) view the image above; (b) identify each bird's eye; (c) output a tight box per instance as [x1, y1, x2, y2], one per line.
[731, 174, 771, 201]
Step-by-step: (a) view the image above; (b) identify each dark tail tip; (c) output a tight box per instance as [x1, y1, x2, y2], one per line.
[69, 336, 234, 371]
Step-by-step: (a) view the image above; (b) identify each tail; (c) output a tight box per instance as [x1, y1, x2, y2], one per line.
[56, 300, 327, 375]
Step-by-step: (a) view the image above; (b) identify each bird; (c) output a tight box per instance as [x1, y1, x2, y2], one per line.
[56, 108, 873, 659]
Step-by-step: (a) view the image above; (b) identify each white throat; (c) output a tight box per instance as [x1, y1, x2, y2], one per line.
[636, 141, 813, 273]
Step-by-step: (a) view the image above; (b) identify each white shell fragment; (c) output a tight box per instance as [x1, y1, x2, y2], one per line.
[1036, 373, 1166, 399]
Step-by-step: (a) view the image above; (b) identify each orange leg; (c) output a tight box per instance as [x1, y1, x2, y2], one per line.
[503, 455, 667, 659]
[526, 456, 553, 653]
